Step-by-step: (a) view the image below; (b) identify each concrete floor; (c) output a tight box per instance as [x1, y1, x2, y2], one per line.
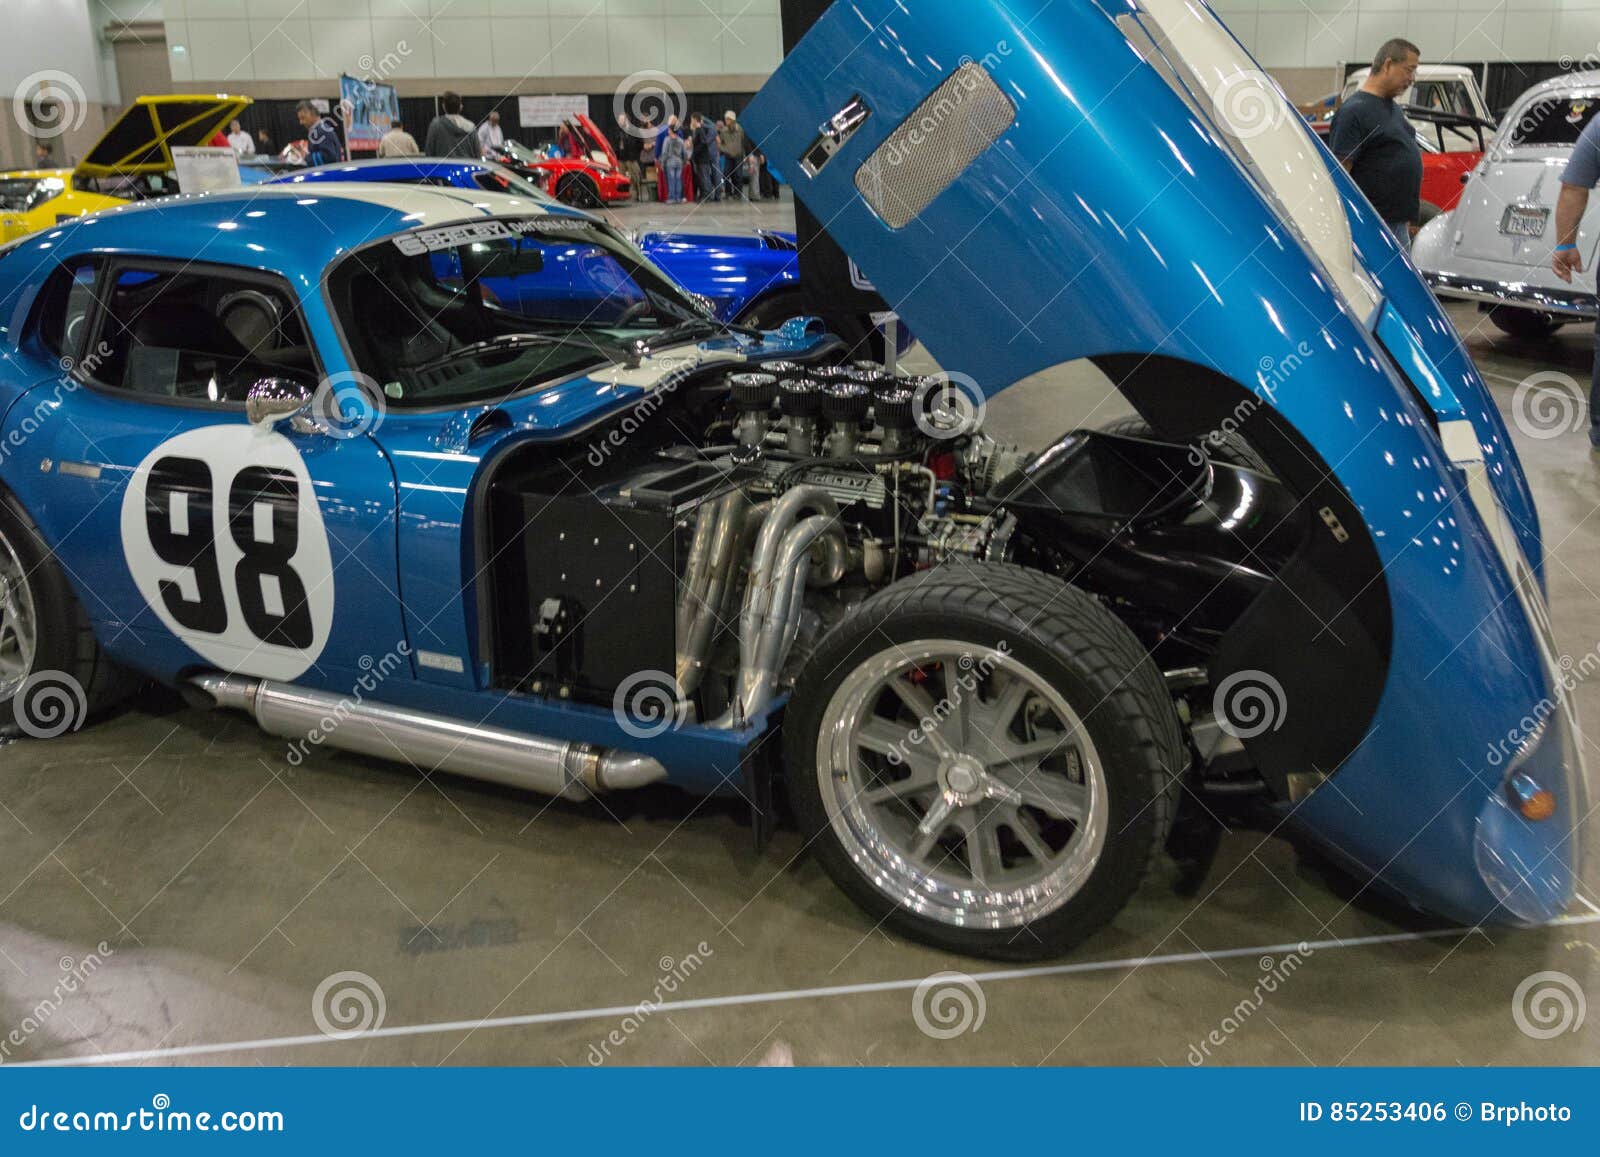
[1, 195, 1597, 1067]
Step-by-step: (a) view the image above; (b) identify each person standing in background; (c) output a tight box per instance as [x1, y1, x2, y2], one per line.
[256, 128, 274, 155]
[638, 117, 658, 202]
[477, 110, 504, 154]
[718, 111, 747, 201]
[660, 123, 688, 204]
[297, 101, 345, 166]
[1327, 38, 1423, 250]
[617, 115, 644, 201]
[226, 119, 255, 156]
[425, 92, 478, 158]
[1550, 105, 1600, 449]
[378, 118, 421, 157]
[690, 114, 716, 202]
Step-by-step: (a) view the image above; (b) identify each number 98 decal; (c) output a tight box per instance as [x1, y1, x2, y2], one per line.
[119, 426, 335, 681]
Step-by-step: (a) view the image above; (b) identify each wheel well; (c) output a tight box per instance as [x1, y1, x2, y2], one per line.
[1092, 353, 1394, 798]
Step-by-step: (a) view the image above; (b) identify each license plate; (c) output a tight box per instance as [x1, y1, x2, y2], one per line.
[1500, 206, 1549, 237]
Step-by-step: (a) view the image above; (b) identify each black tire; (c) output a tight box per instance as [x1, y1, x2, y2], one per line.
[783, 563, 1186, 960]
[1099, 415, 1274, 476]
[556, 174, 601, 208]
[1488, 306, 1564, 340]
[0, 488, 136, 738]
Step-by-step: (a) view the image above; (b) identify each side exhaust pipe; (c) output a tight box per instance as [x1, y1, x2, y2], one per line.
[189, 674, 667, 800]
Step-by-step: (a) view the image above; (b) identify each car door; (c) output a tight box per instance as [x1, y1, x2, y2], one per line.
[12, 255, 405, 691]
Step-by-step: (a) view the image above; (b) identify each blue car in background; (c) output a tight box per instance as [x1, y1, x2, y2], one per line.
[0, 0, 1587, 961]
[269, 158, 806, 327]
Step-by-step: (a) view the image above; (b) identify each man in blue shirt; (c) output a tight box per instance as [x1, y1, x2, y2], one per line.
[296, 101, 345, 167]
[1552, 113, 1600, 446]
[1328, 38, 1423, 250]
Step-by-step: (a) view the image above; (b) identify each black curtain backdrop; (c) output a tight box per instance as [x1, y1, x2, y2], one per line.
[232, 91, 760, 158]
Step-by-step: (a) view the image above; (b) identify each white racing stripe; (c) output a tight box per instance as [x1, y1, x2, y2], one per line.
[14, 914, 1600, 1067]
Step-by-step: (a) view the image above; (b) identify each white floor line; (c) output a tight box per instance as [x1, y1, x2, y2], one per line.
[15, 913, 1600, 1068]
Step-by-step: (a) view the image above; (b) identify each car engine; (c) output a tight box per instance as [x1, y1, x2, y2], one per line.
[486, 358, 1301, 755]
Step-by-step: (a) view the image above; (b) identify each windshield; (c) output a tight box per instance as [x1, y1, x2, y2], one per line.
[499, 140, 543, 164]
[1509, 95, 1600, 148]
[0, 176, 62, 213]
[472, 165, 550, 199]
[329, 215, 714, 408]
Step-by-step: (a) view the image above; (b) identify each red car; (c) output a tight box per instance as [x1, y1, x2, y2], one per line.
[485, 114, 631, 207]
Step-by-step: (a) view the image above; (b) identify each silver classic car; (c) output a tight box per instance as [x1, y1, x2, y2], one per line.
[1414, 70, 1600, 338]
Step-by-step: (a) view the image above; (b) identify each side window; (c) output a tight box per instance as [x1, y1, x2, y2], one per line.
[33, 261, 99, 366]
[87, 263, 316, 404]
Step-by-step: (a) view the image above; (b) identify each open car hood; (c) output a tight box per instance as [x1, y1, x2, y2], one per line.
[741, 0, 1391, 401]
[564, 113, 619, 170]
[743, 0, 1582, 929]
[76, 94, 251, 179]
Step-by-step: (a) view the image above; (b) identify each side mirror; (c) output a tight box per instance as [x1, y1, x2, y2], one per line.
[246, 377, 312, 428]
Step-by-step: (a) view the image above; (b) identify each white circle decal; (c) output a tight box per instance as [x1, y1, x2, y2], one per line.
[119, 425, 335, 681]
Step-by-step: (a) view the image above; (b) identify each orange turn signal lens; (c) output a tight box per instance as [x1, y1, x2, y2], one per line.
[1518, 790, 1558, 822]
[1508, 773, 1558, 822]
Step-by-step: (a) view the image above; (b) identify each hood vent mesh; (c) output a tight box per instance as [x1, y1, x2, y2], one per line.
[854, 62, 1015, 231]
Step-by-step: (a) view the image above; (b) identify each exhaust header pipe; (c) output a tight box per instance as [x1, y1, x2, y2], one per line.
[189, 674, 667, 800]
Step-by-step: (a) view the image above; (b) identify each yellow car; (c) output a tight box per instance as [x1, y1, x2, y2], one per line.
[1, 93, 250, 243]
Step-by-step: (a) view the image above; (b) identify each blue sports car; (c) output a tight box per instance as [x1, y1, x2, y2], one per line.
[269, 158, 807, 328]
[0, 0, 1586, 959]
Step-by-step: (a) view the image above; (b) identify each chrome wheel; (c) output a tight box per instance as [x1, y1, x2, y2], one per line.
[0, 525, 38, 701]
[815, 640, 1109, 929]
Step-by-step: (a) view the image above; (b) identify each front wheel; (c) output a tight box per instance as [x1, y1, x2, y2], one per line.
[783, 564, 1185, 960]
[1488, 306, 1564, 340]
[555, 174, 601, 208]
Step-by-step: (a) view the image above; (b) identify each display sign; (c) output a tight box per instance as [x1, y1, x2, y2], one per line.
[340, 74, 400, 154]
[171, 146, 241, 192]
[517, 94, 590, 128]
